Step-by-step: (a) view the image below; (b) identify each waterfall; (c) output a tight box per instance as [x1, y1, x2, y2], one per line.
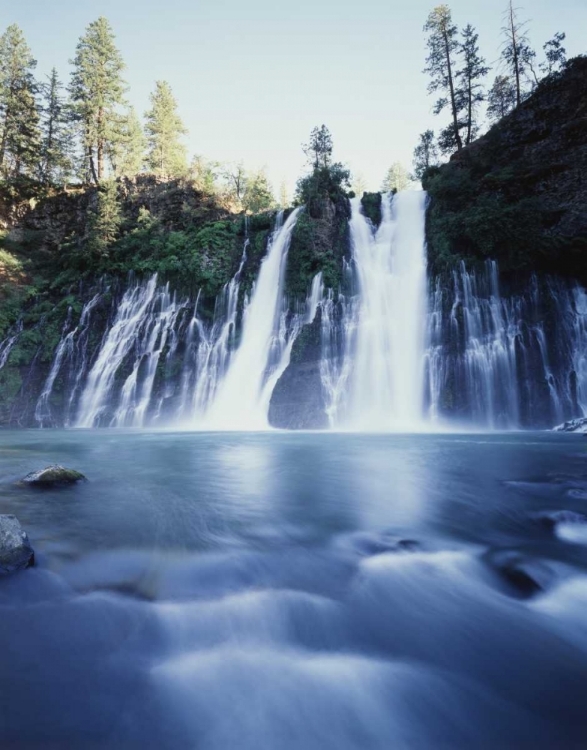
[0, 320, 22, 370]
[199, 208, 302, 429]
[424, 261, 587, 428]
[75, 277, 187, 427]
[319, 192, 428, 430]
[176, 241, 249, 420]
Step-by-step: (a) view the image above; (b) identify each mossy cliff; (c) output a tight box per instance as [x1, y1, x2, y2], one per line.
[424, 56, 587, 281]
[0, 174, 352, 425]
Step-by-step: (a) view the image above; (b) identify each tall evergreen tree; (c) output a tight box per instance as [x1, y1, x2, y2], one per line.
[110, 107, 145, 177]
[69, 17, 126, 184]
[144, 81, 188, 178]
[424, 6, 463, 153]
[501, 1, 536, 106]
[38, 68, 73, 184]
[0, 24, 40, 178]
[456, 24, 489, 146]
[486, 75, 517, 123]
[381, 162, 410, 192]
[412, 130, 439, 180]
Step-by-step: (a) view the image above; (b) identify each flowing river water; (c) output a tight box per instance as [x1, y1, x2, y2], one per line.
[1, 429, 587, 748]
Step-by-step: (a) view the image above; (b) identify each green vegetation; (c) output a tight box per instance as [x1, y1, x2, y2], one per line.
[145, 81, 188, 178]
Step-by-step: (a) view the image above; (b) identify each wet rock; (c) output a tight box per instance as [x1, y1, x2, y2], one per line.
[20, 465, 86, 488]
[553, 417, 587, 433]
[0, 515, 34, 574]
[482, 549, 553, 599]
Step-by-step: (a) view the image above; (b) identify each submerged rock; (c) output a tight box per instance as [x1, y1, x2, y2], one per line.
[553, 417, 587, 433]
[482, 549, 553, 598]
[0, 515, 34, 574]
[21, 465, 86, 488]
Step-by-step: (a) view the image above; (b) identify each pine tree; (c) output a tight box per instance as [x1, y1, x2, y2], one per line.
[424, 6, 463, 153]
[501, 1, 536, 106]
[242, 169, 275, 214]
[38, 68, 73, 184]
[412, 130, 439, 180]
[144, 81, 188, 178]
[69, 17, 126, 184]
[381, 162, 410, 193]
[486, 75, 517, 123]
[0, 24, 41, 179]
[86, 179, 121, 256]
[303, 125, 333, 169]
[456, 24, 489, 146]
[541, 32, 566, 77]
[110, 107, 145, 177]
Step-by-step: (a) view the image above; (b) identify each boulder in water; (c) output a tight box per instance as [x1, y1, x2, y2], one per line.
[0, 515, 34, 574]
[20, 465, 86, 488]
[482, 549, 554, 598]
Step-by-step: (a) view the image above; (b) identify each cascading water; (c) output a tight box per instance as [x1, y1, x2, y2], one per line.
[75, 277, 187, 427]
[0, 320, 23, 370]
[424, 261, 587, 428]
[319, 191, 428, 430]
[200, 208, 302, 429]
[20, 192, 587, 432]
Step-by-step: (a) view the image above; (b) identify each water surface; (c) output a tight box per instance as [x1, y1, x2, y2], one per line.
[1, 430, 587, 748]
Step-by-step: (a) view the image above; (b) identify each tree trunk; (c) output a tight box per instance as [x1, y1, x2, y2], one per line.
[444, 32, 463, 151]
[510, 4, 521, 107]
[89, 145, 98, 185]
[97, 107, 104, 180]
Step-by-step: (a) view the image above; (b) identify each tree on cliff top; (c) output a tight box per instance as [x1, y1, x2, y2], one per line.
[500, 2, 536, 106]
[296, 125, 350, 212]
[145, 81, 188, 179]
[0, 24, 40, 179]
[456, 24, 489, 145]
[412, 130, 439, 180]
[69, 17, 126, 184]
[38, 68, 73, 184]
[424, 6, 463, 153]
[110, 106, 145, 177]
[487, 75, 516, 123]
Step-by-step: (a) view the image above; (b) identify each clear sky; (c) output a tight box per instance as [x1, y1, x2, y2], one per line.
[6, 0, 587, 195]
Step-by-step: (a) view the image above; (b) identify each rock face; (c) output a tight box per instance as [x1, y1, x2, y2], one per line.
[425, 56, 587, 281]
[21, 465, 86, 487]
[0, 515, 34, 574]
[269, 312, 329, 429]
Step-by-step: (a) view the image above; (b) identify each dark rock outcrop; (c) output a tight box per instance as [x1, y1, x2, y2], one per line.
[425, 56, 587, 281]
[0, 515, 34, 574]
[21, 465, 86, 487]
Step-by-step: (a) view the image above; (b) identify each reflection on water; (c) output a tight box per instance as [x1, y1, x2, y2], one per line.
[1, 431, 587, 748]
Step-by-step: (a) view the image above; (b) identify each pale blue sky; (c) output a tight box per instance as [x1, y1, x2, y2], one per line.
[6, 0, 587, 194]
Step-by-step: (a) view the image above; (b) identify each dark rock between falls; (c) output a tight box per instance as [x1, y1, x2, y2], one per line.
[20, 465, 87, 488]
[0, 515, 35, 574]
